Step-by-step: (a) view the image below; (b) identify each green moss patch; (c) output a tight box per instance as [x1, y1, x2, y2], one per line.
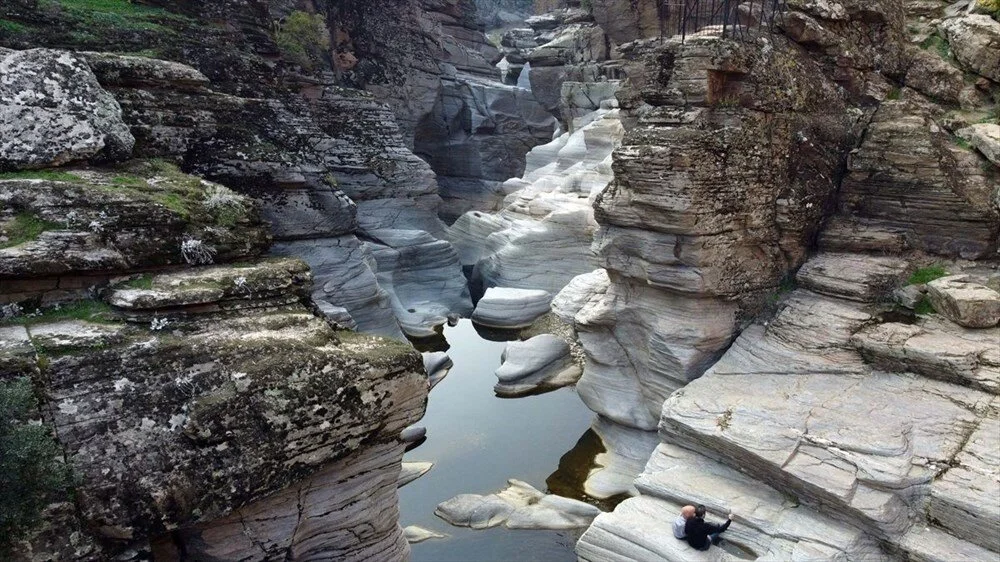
[274, 11, 330, 71]
[913, 297, 936, 315]
[0, 300, 116, 327]
[40, 0, 190, 33]
[907, 265, 948, 286]
[0, 170, 82, 182]
[0, 213, 64, 250]
[920, 35, 952, 60]
[0, 18, 28, 33]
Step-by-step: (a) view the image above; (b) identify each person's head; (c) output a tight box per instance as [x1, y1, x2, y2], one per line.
[681, 505, 696, 519]
[695, 505, 707, 518]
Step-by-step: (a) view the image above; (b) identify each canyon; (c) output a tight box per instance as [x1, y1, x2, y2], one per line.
[1, 0, 998, 561]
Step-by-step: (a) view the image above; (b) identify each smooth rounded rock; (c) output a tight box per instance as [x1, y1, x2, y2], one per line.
[472, 287, 552, 329]
[494, 334, 581, 397]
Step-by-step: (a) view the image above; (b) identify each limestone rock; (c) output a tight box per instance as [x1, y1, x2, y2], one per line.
[435, 479, 600, 530]
[583, 417, 660, 500]
[852, 318, 1000, 393]
[957, 123, 1000, 167]
[795, 252, 909, 302]
[471, 287, 552, 329]
[939, 15, 1000, 83]
[423, 351, 453, 390]
[926, 274, 1000, 328]
[403, 526, 447, 544]
[494, 334, 582, 397]
[106, 258, 310, 312]
[0, 164, 269, 286]
[398, 462, 434, 488]
[0, 48, 134, 169]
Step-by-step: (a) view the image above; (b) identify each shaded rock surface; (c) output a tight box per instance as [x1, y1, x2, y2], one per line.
[472, 286, 552, 328]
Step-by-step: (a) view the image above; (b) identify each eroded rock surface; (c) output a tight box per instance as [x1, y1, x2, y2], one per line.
[436, 479, 601, 530]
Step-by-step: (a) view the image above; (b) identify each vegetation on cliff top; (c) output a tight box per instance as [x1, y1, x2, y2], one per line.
[0, 378, 71, 555]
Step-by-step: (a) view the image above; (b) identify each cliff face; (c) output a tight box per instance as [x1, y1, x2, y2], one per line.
[0, 2, 454, 559]
[555, 0, 1000, 559]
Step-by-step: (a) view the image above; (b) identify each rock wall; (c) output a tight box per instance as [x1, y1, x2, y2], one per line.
[571, 0, 1000, 559]
[0, 24, 430, 562]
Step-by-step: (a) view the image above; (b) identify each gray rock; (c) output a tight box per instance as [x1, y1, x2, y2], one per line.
[583, 417, 660, 500]
[895, 283, 926, 309]
[926, 274, 1000, 328]
[939, 15, 1000, 82]
[956, 123, 1000, 167]
[796, 252, 909, 302]
[423, 351, 453, 390]
[435, 480, 600, 530]
[0, 48, 134, 169]
[494, 334, 582, 397]
[472, 287, 552, 329]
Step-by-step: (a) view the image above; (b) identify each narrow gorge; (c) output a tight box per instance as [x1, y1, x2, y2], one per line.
[1, 0, 998, 561]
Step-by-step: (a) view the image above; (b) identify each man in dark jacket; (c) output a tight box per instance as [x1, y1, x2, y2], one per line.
[684, 504, 734, 550]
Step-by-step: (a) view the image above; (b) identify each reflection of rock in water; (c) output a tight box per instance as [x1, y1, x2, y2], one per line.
[546, 429, 631, 512]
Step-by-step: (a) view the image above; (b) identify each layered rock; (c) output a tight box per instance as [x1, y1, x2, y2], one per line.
[436, 479, 601, 530]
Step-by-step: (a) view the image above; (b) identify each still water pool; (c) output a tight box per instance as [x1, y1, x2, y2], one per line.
[399, 319, 598, 561]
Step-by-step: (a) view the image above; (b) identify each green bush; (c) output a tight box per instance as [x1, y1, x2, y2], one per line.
[0, 378, 71, 554]
[907, 265, 948, 286]
[979, 0, 1000, 18]
[274, 11, 330, 71]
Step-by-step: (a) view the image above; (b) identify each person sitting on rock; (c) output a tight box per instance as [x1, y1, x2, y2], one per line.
[672, 505, 696, 539]
[684, 504, 734, 550]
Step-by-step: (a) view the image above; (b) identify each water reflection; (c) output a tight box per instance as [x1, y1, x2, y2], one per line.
[546, 429, 632, 512]
[398, 320, 603, 562]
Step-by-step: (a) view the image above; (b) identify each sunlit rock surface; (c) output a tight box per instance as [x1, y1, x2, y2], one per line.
[436, 480, 601, 530]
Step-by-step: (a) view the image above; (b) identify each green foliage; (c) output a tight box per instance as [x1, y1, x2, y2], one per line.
[0, 170, 82, 182]
[920, 35, 951, 60]
[907, 265, 948, 286]
[0, 19, 28, 33]
[0, 378, 71, 554]
[953, 137, 972, 150]
[0, 214, 64, 250]
[122, 274, 153, 290]
[0, 300, 115, 327]
[913, 296, 936, 315]
[40, 0, 189, 34]
[978, 0, 1000, 18]
[274, 11, 330, 71]
[886, 87, 902, 101]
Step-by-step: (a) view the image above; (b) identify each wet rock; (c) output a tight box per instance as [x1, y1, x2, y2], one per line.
[494, 334, 582, 397]
[435, 480, 600, 530]
[939, 15, 1000, 83]
[404, 525, 448, 544]
[926, 274, 1000, 328]
[472, 287, 552, 329]
[0, 48, 133, 169]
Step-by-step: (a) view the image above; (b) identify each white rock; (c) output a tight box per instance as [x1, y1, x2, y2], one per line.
[956, 123, 1000, 167]
[584, 417, 660, 500]
[494, 334, 581, 397]
[926, 274, 1000, 328]
[435, 479, 601, 530]
[403, 525, 448, 544]
[472, 287, 552, 329]
[423, 351, 453, 390]
[398, 462, 434, 488]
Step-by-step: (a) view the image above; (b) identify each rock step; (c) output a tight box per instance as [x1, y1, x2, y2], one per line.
[817, 217, 910, 254]
[928, 409, 1000, 553]
[852, 319, 1000, 394]
[926, 275, 1000, 329]
[105, 258, 310, 313]
[898, 525, 1000, 562]
[795, 252, 909, 303]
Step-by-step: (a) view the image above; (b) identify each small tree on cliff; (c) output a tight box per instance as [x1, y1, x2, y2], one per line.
[0, 377, 70, 554]
[274, 11, 331, 71]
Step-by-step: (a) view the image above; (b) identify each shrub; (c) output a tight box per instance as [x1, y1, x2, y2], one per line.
[0, 378, 71, 554]
[274, 11, 330, 71]
[907, 265, 948, 286]
[978, 0, 1000, 18]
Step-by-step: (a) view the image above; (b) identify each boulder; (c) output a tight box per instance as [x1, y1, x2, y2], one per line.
[471, 287, 552, 329]
[494, 334, 582, 397]
[398, 462, 434, 488]
[403, 526, 447, 544]
[435, 480, 600, 530]
[957, 123, 1000, 167]
[926, 275, 1000, 328]
[795, 252, 909, 302]
[0, 48, 134, 169]
[939, 15, 1000, 83]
